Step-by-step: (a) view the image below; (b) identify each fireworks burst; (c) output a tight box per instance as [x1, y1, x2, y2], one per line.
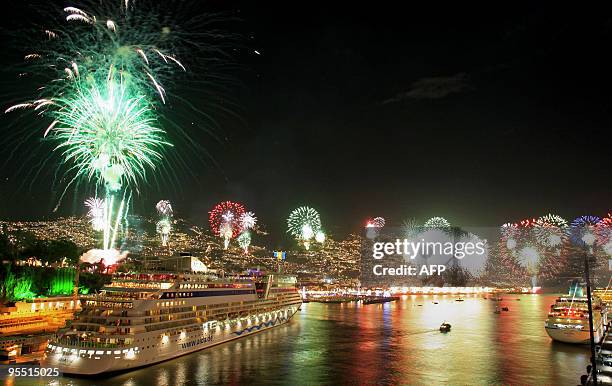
[424, 216, 451, 229]
[209, 201, 245, 249]
[596, 213, 612, 248]
[5, 1, 238, 252]
[84, 197, 105, 231]
[364, 216, 385, 239]
[50, 78, 168, 192]
[287, 206, 322, 250]
[236, 211, 257, 253]
[156, 200, 173, 217]
[13, 2, 196, 111]
[365, 217, 385, 228]
[568, 215, 602, 247]
[534, 213, 567, 247]
[237, 231, 251, 254]
[5, 1, 193, 195]
[240, 211, 257, 230]
[402, 218, 420, 238]
[498, 216, 568, 286]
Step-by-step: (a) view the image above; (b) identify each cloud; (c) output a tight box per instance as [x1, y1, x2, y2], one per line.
[382, 73, 470, 104]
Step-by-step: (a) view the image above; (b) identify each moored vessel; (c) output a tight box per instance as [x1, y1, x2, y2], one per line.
[544, 285, 606, 344]
[42, 269, 301, 375]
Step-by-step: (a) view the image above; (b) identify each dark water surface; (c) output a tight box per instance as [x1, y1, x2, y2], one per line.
[11, 294, 589, 385]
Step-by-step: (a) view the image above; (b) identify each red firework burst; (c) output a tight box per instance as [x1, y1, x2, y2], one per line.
[209, 201, 246, 238]
[518, 218, 537, 228]
[497, 216, 568, 283]
[596, 213, 612, 244]
[365, 217, 385, 228]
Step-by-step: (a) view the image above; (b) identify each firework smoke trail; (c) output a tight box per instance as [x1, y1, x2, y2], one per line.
[85, 197, 105, 231]
[315, 230, 326, 243]
[220, 221, 233, 250]
[156, 219, 172, 247]
[156, 200, 173, 246]
[237, 211, 257, 253]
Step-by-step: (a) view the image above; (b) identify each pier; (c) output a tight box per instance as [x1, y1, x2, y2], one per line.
[581, 290, 612, 385]
[580, 322, 612, 385]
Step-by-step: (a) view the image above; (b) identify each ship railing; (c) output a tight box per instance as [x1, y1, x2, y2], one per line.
[83, 294, 140, 301]
[52, 338, 125, 349]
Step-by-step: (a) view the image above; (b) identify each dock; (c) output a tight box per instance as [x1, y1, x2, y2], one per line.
[580, 289, 612, 385]
[579, 322, 611, 385]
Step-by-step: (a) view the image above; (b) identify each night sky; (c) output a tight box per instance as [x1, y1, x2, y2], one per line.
[1, 2, 611, 247]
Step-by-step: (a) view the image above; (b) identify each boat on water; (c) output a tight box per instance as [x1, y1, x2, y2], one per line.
[439, 322, 451, 332]
[362, 296, 399, 305]
[544, 287, 606, 344]
[42, 271, 302, 375]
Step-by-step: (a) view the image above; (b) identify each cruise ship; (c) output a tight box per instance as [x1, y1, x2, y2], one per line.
[42, 271, 302, 375]
[544, 290, 606, 344]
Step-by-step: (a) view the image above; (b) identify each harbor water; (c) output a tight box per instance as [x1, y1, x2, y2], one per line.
[11, 294, 589, 385]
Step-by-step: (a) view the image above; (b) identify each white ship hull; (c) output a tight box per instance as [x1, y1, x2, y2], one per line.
[43, 306, 298, 375]
[545, 322, 603, 344]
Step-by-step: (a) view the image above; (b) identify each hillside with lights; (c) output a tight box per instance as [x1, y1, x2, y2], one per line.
[0, 216, 361, 285]
[2, 213, 610, 289]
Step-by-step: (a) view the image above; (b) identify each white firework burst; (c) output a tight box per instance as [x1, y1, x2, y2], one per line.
[85, 197, 105, 231]
[240, 211, 257, 230]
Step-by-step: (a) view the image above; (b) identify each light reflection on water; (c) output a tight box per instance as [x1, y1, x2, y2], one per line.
[20, 294, 589, 386]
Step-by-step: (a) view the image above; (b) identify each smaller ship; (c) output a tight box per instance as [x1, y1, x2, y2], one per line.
[439, 322, 451, 332]
[544, 284, 606, 344]
[362, 296, 399, 305]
